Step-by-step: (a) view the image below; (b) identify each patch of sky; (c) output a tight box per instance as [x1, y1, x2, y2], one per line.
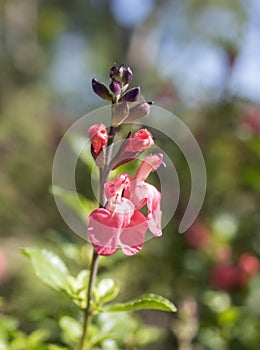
[48, 32, 99, 113]
[110, 0, 155, 27]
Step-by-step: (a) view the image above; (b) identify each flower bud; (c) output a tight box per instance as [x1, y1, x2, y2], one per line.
[125, 129, 154, 152]
[109, 130, 154, 170]
[121, 87, 140, 103]
[110, 64, 133, 85]
[88, 123, 108, 157]
[111, 102, 129, 126]
[109, 64, 118, 78]
[109, 78, 122, 96]
[92, 78, 112, 101]
[122, 66, 133, 84]
[126, 101, 151, 122]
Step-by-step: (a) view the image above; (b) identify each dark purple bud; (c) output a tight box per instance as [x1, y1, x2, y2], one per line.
[92, 78, 112, 101]
[122, 66, 133, 84]
[109, 64, 118, 78]
[118, 64, 126, 78]
[121, 87, 140, 102]
[109, 78, 122, 96]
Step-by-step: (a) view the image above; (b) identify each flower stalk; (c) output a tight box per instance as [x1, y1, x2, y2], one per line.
[78, 249, 99, 350]
[79, 63, 162, 348]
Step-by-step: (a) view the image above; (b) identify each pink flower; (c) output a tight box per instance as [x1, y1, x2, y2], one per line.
[110, 129, 154, 170]
[88, 175, 148, 256]
[237, 253, 259, 286]
[88, 123, 108, 155]
[135, 153, 165, 181]
[210, 264, 241, 291]
[125, 154, 165, 237]
[125, 129, 154, 152]
[88, 153, 165, 256]
[238, 253, 259, 277]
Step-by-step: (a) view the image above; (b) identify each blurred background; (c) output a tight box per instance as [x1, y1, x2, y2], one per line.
[1, 0, 260, 349]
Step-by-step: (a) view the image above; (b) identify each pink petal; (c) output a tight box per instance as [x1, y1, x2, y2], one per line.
[106, 197, 135, 227]
[104, 174, 129, 200]
[120, 210, 148, 256]
[88, 123, 108, 155]
[135, 153, 165, 181]
[147, 201, 163, 237]
[88, 208, 119, 256]
[125, 180, 163, 237]
[125, 129, 154, 152]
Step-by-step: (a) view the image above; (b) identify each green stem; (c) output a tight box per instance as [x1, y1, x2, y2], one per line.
[78, 102, 118, 350]
[78, 249, 99, 350]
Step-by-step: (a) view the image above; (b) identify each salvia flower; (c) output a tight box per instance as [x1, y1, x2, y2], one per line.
[88, 123, 108, 158]
[88, 153, 165, 256]
[109, 129, 154, 170]
[88, 174, 148, 256]
[135, 153, 165, 181]
[125, 129, 154, 153]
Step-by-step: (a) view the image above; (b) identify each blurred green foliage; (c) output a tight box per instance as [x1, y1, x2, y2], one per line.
[1, 0, 260, 349]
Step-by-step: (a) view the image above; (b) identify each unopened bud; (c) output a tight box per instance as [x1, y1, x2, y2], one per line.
[122, 66, 133, 84]
[88, 123, 108, 158]
[110, 64, 133, 85]
[121, 87, 140, 103]
[92, 78, 112, 101]
[126, 101, 151, 122]
[111, 102, 129, 126]
[109, 78, 122, 96]
[109, 64, 118, 78]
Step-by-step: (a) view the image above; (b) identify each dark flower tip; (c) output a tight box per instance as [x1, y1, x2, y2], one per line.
[92, 78, 112, 101]
[121, 87, 140, 103]
[109, 78, 122, 96]
[109, 64, 133, 85]
[109, 64, 118, 78]
[122, 66, 133, 84]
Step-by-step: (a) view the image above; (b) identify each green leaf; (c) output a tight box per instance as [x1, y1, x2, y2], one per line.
[102, 294, 177, 313]
[21, 248, 70, 291]
[67, 270, 90, 309]
[95, 278, 119, 306]
[48, 346, 69, 350]
[27, 329, 50, 347]
[59, 316, 82, 345]
[50, 186, 97, 220]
